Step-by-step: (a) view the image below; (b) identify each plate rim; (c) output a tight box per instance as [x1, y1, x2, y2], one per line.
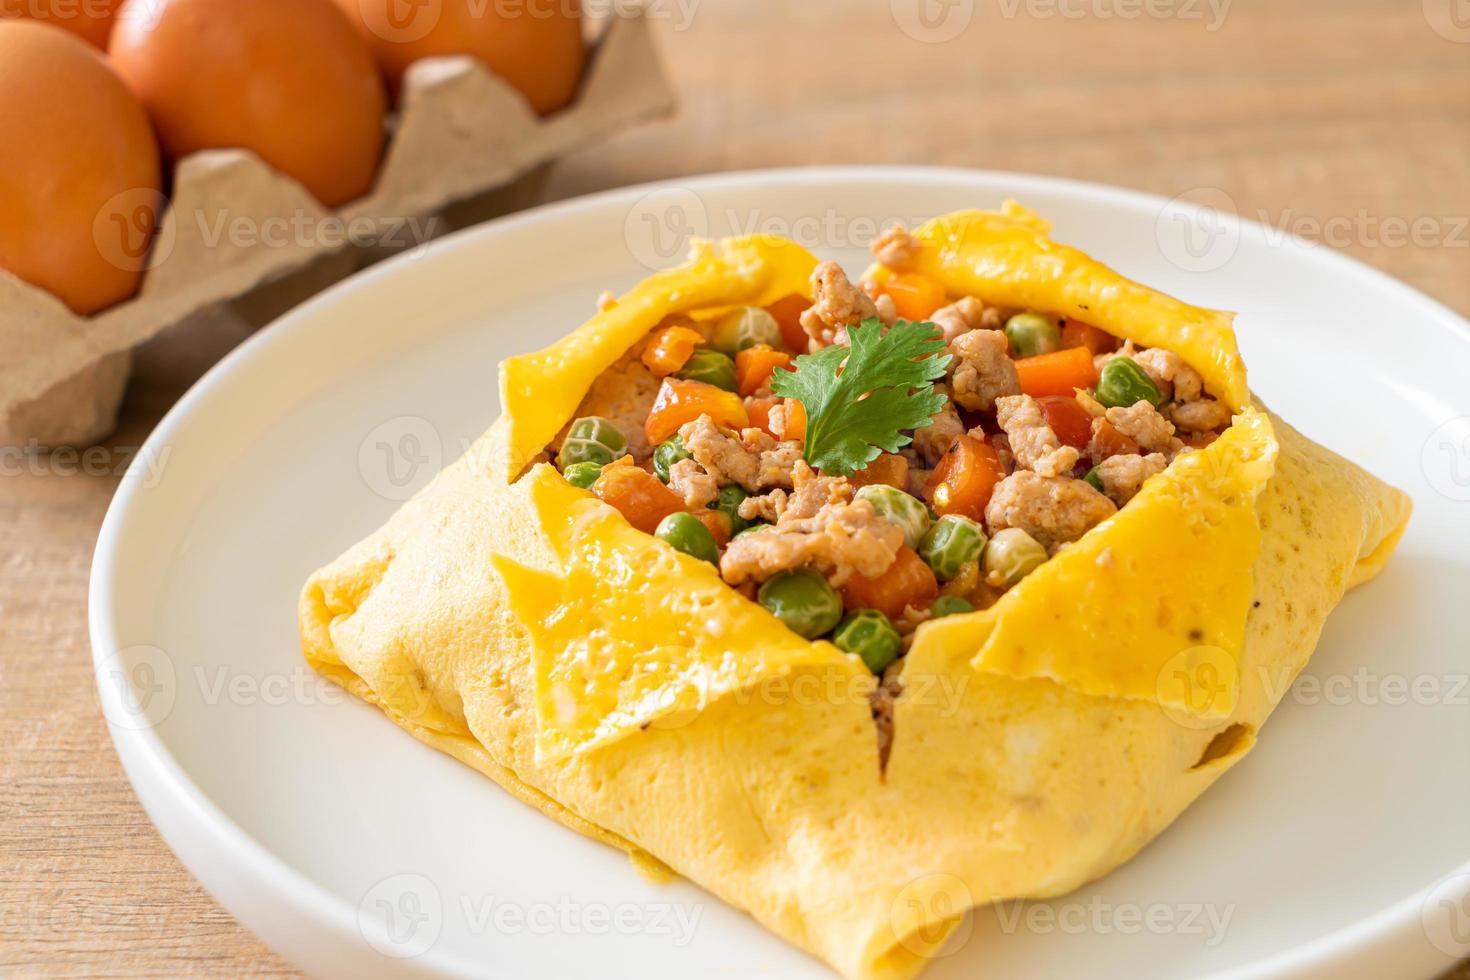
[89, 164, 1470, 979]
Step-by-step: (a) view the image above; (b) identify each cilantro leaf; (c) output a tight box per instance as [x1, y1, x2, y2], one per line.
[770, 317, 951, 476]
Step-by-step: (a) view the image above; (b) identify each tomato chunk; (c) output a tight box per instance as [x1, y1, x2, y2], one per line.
[1060, 319, 1117, 356]
[645, 378, 749, 445]
[640, 324, 703, 377]
[764, 293, 812, 352]
[735, 344, 793, 397]
[590, 464, 684, 533]
[692, 509, 732, 547]
[840, 546, 939, 621]
[745, 397, 778, 439]
[781, 399, 807, 444]
[848, 452, 909, 491]
[1089, 418, 1140, 461]
[1037, 395, 1092, 452]
[926, 434, 1004, 520]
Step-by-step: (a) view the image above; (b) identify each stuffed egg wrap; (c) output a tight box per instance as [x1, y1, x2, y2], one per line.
[300, 205, 1410, 979]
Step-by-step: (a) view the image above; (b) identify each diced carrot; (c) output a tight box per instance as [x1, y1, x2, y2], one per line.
[926, 434, 1004, 520]
[849, 452, 909, 490]
[735, 344, 793, 397]
[1037, 395, 1092, 452]
[590, 465, 684, 533]
[692, 509, 732, 547]
[764, 293, 812, 352]
[644, 378, 749, 445]
[839, 546, 939, 621]
[1014, 346, 1100, 398]
[1060, 319, 1117, 356]
[640, 324, 703, 377]
[877, 273, 946, 322]
[1090, 419, 1139, 460]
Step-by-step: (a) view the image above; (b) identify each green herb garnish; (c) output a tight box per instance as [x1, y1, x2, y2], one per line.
[770, 317, 950, 476]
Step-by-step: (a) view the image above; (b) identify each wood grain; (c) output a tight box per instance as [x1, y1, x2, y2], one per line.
[2, 1, 1466, 975]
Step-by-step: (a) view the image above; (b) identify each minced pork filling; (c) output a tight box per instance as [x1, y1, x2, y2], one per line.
[546, 225, 1233, 676]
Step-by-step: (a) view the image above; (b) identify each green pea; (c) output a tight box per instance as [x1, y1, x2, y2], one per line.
[561, 461, 603, 489]
[1096, 356, 1164, 409]
[733, 523, 773, 539]
[710, 306, 782, 354]
[758, 569, 843, 639]
[712, 484, 752, 534]
[919, 515, 987, 581]
[1004, 312, 1062, 358]
[654, 512, 719, 565]
[832, 610, 902, 674]
[930, 595, 975, 618]
[1083, 465, 1104, 493]
[653, 435, 691, 482]
[558, 416, 628, 470]
[675, 349, 738, 391]
[929, 593, 976, 617]
[983, 527, 1048, 589]
[854, 485, 932, 550]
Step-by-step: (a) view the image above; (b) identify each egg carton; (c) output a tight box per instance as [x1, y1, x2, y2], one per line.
[0, 11, 674, 447]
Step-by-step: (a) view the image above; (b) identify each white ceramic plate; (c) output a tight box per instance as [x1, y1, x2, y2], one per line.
[91, 168, 1470, 980]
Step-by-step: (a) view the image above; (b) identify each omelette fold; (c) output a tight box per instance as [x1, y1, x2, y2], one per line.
[300, 205, 1411, 979]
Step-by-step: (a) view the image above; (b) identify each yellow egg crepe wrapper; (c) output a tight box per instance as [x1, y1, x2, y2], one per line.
[300, 208, 1410, 979]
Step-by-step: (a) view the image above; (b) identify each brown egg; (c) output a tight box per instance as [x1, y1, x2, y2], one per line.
[110, 0, 386, 209]
[336, 0, 585, 115]
[0, 20, 160, 315]
[0, 0, 122, 48]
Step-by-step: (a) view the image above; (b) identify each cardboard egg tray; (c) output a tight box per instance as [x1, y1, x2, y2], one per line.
[0, 11, 674, 446]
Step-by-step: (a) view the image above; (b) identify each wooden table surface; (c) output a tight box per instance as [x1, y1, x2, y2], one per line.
[3, 1, 1467, 975]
